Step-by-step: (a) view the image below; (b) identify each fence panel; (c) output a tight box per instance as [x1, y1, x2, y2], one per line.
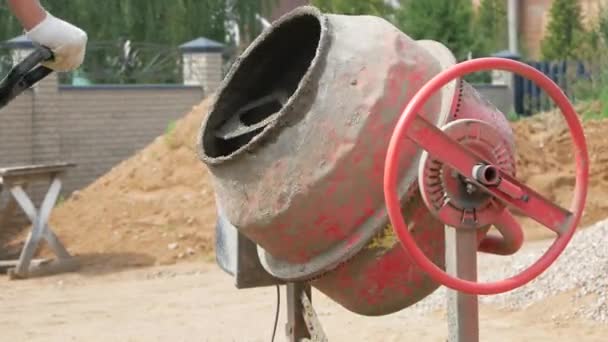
[514, 60, 591, 116]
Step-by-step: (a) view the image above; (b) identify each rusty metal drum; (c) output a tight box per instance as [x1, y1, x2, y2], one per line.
[197, 6, 515, 316]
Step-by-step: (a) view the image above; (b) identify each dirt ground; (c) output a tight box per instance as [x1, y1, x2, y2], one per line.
[1, 255, 607, 342]
[3, 97, 218, 267]
[2, 97, 608, 341]
[2, 96, 605, 268]
[511, 106, 608, 241]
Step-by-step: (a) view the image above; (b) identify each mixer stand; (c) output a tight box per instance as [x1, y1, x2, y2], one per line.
[284, 225, 479, 342]
[445, 225, 479, 342]
[286, 282, 328, 342]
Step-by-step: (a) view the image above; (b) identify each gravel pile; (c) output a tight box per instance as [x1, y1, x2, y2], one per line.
[402, 219, 608, 323]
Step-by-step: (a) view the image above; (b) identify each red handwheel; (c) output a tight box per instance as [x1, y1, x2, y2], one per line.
[384, 57, 589, 295]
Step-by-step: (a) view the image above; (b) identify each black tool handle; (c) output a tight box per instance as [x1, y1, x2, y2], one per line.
[0, 46, 54, 109]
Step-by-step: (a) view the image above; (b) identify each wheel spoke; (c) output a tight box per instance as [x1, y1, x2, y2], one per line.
[407, 116, 572, 236]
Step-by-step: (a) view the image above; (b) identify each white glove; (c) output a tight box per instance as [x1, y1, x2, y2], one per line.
[25, 12, 88, 72]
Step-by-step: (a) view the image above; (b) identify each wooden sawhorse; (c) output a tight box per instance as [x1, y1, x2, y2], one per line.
[0, 162, 79, 279]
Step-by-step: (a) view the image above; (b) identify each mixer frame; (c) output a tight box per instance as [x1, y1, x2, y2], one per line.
[283, 225, 481, 342]
[285, 282, 327, 342]
[445, 226, 480, 341]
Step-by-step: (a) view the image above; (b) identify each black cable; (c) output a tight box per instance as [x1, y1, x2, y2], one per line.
[271, 284, 280, 342]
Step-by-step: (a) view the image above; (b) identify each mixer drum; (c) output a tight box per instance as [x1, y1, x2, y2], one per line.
[197, 6, 515, 315]
[312, 81, 516, 315]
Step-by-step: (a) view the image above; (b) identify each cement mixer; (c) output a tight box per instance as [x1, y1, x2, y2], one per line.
[197, 6, 588, 341]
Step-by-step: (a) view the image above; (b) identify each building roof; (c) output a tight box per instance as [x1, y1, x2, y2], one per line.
[179, 37, 225, 53]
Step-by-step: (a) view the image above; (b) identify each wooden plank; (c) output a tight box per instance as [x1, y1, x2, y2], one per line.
[7, 258, 79, 280]
[0, 162, 76, 178]
[0, 258, 50, 268]
[0, 175, 75, 279]
[11, 179, 62, 276]
[0, 258, 50, 272]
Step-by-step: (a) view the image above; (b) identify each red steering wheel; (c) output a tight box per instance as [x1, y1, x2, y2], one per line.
[383, 57, 589, 295]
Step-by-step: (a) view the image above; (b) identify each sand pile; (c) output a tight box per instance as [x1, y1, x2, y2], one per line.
[511, 108, 608, 240]
[15, 96, 220, 269]
[6, 97, 607, 271]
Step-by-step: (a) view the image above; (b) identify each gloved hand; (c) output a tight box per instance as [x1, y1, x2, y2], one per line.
[25, 12, 88, 72]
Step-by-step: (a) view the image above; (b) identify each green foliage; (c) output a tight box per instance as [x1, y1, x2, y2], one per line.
[228, 0, 280, 47]
[505, 111, 520, 122]
[164, 120, 179, 149]
[394, 0, 475, 61]
[311, 0, 507, 83]
[55, 195, 65, 207]
[573, 65, 608, 122]
[564, 6, 608, 120]
[311, 0, 392, 16]
[473, 0, 508, 56]
[540, 0, 586, 60]
[0, 0, 280, 84]
[581, 97, 608, 121]
[0, 0, 280, 52]
[0, 5, 21, 39]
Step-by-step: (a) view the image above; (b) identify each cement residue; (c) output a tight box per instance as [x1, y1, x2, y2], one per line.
[365, 224, 398, 252]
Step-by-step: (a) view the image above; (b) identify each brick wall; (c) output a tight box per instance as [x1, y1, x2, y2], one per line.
[0, 76, 203, 202]
[55, 84, 203, 193]
[0, 92, 34, 167]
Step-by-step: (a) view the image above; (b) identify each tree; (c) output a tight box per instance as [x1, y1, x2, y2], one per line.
[0, 0, 277, 45]
[0, 1, 280, 83]
[394, 0, 475, 61]
[473, 0, 508, 57]
[540, 0, 586, 60]
[227, 0, 280, 47]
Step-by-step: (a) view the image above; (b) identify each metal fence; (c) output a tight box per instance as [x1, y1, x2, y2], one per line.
[513, 60, 592, 116]
[0, 40, 235, 86]
[0, 40, 185, 85]
[64, 40, 185, 85]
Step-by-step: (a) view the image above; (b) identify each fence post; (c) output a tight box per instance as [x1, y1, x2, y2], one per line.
[179, 37, 225, 94]
[491, 50, 523, 116]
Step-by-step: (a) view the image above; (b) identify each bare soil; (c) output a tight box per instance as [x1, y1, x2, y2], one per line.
[4, 96, 607, 271]
[2, 97, 608, 341]
[24, 101, 608, 262]
[511, 108, 608, 240]
[7, 97, 218, 268]
[0, 261, 606, 342]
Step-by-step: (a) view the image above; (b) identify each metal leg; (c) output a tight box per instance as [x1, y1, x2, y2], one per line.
[445, 226, 479, 342]
[286, 283, 312, 342]
[8, 177, 72, 278]
[300, 286, 328, 342]
[285, 282, 328, 342]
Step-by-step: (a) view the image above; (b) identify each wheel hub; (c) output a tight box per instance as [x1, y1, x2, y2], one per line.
[419, 119, 515, 229]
